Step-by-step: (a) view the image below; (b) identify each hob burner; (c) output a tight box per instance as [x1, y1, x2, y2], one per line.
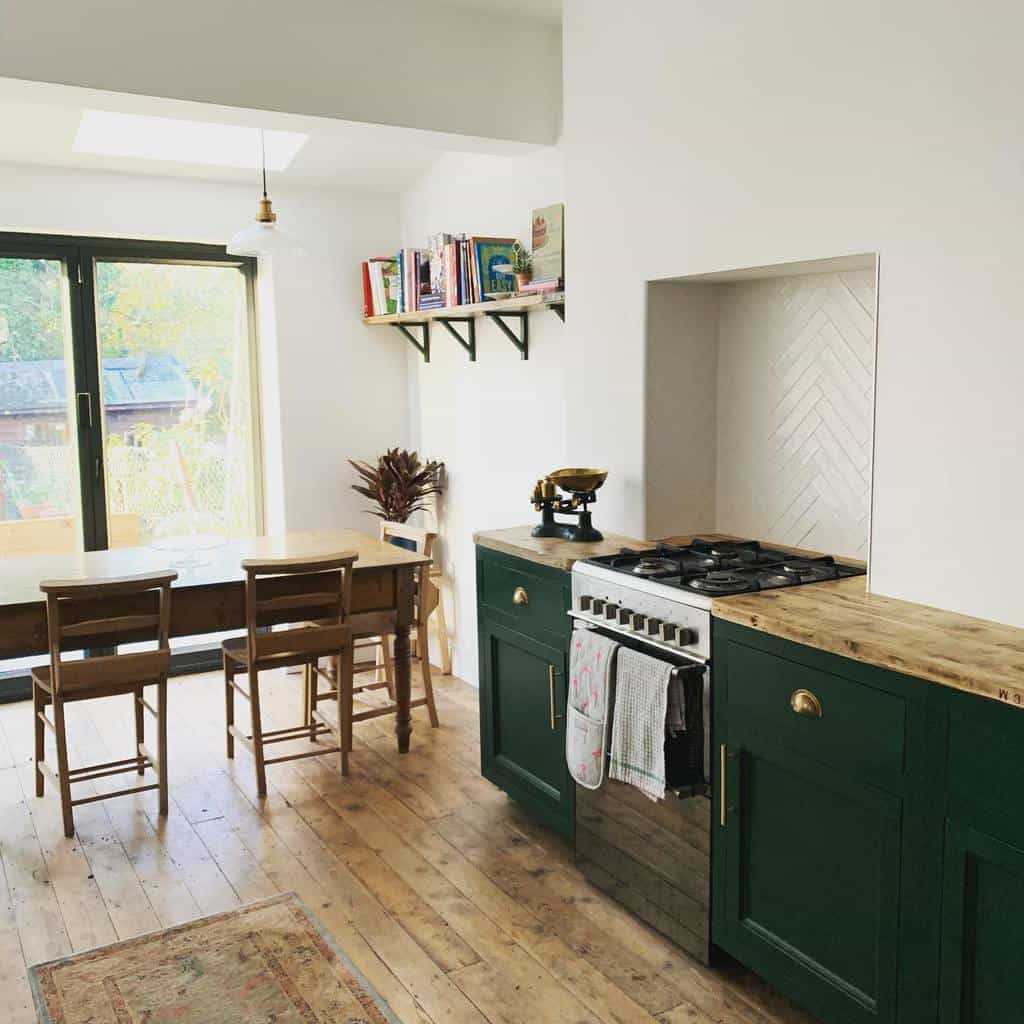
[633, 557, 679, 576]
[688, 571, 755, 595]
[782, 563, 816, 577]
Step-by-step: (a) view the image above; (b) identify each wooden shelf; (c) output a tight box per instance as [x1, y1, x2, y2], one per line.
[363, 291, 564, 326]
[363, 291, 564, 362]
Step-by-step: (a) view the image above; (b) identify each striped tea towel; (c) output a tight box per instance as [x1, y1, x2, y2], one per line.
[566, 628, 618, 789]
[609, 647, 673, 801]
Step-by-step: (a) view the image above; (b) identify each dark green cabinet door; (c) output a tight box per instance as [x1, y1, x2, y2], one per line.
[478, 618, 573, 837]
[718, 724, 902, 1024]
[939, 820, 1024, 1024]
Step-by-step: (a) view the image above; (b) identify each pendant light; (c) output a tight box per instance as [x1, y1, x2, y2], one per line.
[227, 128, 297, 257]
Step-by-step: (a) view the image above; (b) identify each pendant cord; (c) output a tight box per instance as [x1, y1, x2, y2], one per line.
[260, 129, 268, 199]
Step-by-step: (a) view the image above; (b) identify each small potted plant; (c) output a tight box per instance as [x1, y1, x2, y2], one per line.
[349, 449, 444, 547]
[510, 240, 533, 292]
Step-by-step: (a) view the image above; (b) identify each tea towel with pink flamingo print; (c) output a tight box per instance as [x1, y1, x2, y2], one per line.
[565, 628, 619, 790]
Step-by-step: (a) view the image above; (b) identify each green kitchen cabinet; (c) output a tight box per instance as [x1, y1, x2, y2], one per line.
[476, 546, 574, 838]
[938, 689, 1024, 1024]
[712, 620, 947, 1024]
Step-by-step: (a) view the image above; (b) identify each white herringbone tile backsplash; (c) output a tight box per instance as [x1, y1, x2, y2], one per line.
[716, 270, 875, 558]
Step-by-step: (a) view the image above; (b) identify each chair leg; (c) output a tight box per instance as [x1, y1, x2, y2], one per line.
[418, 624, 440, 728]
[33, 683, 44, 797]
[224, 655, 235, 759]
[382, 636, 396, 702]
[304, 662, 316, 741]
[249, 670, 268, 798]
[338, 647, 354, 777]
[134, 684, 145, 775]
[52, 696, 75, 838]
[157, 678, 169, 817]
[433, 581, 453, 676]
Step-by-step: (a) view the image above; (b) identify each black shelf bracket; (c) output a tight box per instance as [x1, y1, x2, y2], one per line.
[438, 316, 476, 361]
[549, 301, 565, 323]
[486, 311, 529, 360]
[394, 321, 430, 362]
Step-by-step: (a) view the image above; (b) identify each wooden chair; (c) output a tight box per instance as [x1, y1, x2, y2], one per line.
[32, 570, 177, 838]
[342, 522, 440, 728]
[223, 551, 357, 797]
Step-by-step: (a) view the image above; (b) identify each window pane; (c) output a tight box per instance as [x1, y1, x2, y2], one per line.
[94, 261, 259, 548]
[0, 256, 82, 555]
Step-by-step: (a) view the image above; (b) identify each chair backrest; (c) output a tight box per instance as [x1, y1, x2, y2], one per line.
[39, 570, 178, 694]
[241, 550, 358, 667]
[378, 522, 437, 624]
[378, 520, 436, 560]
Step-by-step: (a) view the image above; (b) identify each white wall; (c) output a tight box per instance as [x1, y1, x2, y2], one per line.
[0, 161, 408, 535]
[1, 1, 561, 145]
[565, 1, 1024, 628]
[401, 149, 565, 681]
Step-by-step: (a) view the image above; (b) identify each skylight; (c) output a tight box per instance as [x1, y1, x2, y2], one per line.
[73, 110, 307, 171]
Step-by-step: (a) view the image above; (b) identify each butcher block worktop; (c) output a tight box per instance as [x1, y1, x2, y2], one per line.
[473, 525, 648, 572]
[477, 526, 1024, 710]
[713, 575, 1024, 709]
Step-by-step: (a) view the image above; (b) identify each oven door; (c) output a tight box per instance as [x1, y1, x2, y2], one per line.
[568, 614, 711, 788]
[570, 616, 713, 963]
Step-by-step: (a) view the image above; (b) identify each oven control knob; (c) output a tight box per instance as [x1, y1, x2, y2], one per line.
[629, 612, 647, 631]
[578, 595, 593, 612]
[646, 618, 663, 636]
[591, 598, 605, 615]
[604, 603, 620, 620]
[660, 622, 678, 643]
[617, 607, 633, 625]
[677, 627, 698, 646]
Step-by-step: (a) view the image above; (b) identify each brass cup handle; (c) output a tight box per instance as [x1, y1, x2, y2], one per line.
[512, 586, 529, 606]
[790, 688, 823, 717]
[548, 665, 564, 730]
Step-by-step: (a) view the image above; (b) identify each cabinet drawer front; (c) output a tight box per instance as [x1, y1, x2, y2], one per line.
[726, 640, 907, 778]
[479, 554, 567, 640]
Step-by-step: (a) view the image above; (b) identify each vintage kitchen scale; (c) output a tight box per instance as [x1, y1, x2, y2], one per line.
[530, 467, 608, 542]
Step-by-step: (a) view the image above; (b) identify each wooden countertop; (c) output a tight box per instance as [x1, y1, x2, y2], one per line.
[713, 576, 1024, 709]
[473, 525, 648, 572]
[0, 529, 429, 609]
[474, 526, 1024, 709]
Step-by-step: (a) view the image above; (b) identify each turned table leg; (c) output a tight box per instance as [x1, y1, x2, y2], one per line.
[393, 624, 412, 753]
[394, 564, 415, 753]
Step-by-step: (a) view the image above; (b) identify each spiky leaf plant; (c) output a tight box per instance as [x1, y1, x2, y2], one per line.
[349, 448, 444, 523]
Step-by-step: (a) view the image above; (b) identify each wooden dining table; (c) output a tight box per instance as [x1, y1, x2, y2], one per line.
[0, 529, 431, 752]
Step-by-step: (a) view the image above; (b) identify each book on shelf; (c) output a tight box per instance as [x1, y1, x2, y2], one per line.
[470, 237, 517, 298]
[366, 256, 399, 316]
[531, 203, 564, 283]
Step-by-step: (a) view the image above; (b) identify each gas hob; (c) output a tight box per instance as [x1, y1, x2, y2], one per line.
[569, 538, 866, 663]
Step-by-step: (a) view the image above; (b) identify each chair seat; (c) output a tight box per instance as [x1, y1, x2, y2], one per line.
[221, 634, 337, 672]
[30, 664, 156, 703]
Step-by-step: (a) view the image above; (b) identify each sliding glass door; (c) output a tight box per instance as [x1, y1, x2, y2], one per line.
[0, 249, 89, 555]
[93, 258, 260, 548]
[0, 233, 262, 694]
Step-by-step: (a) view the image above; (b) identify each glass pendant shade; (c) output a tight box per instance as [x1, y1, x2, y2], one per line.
[227, 132, 300, 257]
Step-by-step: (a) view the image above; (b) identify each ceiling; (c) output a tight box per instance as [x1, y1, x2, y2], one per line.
[438, 0, 562, 25]
[0, 92, 453, 192]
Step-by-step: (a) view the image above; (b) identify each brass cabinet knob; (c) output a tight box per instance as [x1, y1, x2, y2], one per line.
[512, 586, 529, 606]
[790, 688, 823, 717]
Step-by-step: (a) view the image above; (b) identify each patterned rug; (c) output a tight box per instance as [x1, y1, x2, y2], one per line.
[29, 892, 399, 1024]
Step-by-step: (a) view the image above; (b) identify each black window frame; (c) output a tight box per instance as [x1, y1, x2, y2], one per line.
[0, 231, 261, 701]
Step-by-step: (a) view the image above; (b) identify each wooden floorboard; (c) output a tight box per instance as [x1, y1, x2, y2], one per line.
[0, 665, 817, 1024]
